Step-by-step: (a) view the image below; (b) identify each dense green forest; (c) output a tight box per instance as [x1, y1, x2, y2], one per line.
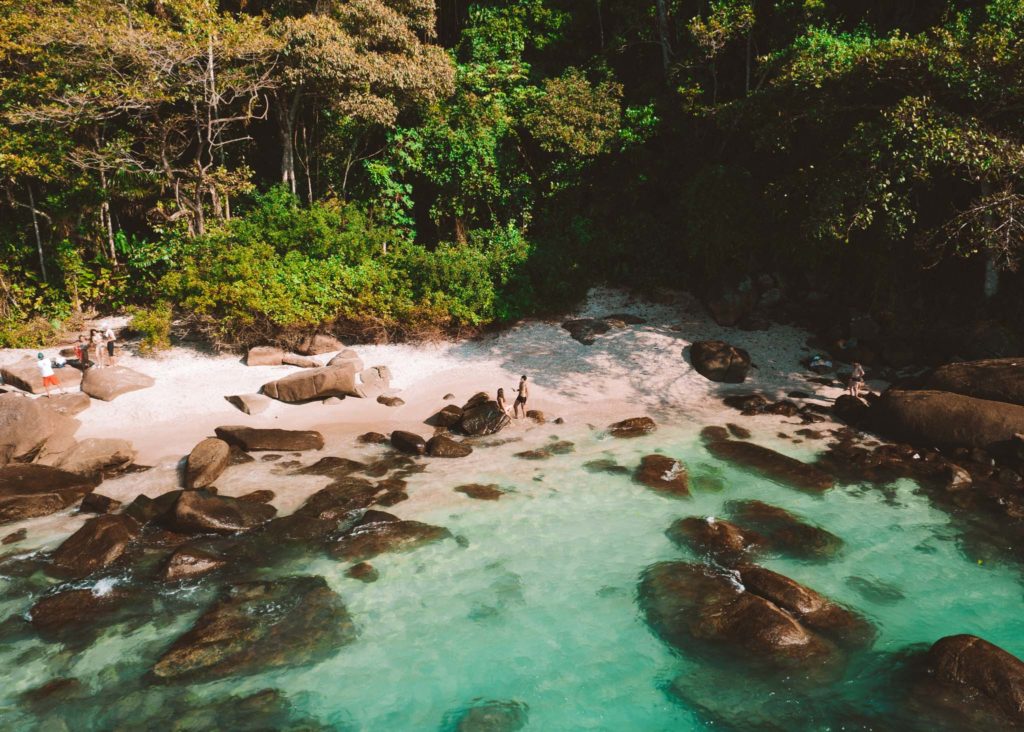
[1, 0, 1023, 349]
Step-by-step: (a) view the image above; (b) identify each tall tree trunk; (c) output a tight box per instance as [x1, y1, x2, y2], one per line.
[981, 181, 999, 298]
[655, 0, 672, 77]
[99, 168, 118, 264]
[745, 29, 752, 95]
[27, 184, 47, 283]
[279, 93, 301, 195]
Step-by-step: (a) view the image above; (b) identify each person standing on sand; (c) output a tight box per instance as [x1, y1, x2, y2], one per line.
[513, 375, 529, 419]
[36, 353, 65, 398]
[104, 325, 117, 366]
[91, 329, 105, 367]
[848, 362, 866, 399]
[497, 388, 510, 417]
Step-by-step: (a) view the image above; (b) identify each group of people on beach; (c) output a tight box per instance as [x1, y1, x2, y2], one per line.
[74, 327, 117, 369]
[497, 375, 530, 419]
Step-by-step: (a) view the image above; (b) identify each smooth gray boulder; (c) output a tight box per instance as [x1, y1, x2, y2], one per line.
[224, 393, 271, 415]
[81, 366, 154, 401]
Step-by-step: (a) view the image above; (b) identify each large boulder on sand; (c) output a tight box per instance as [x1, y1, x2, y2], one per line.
[876, 389, 1024, 449]
[260, 364, 358, 402]
[51, 514, 140, 579]
[159, 489, 277, 535]
[327, 349, 364, 371]
[926, 358, 1024, 407]
[214, 425, 324, 452]
[0, 357, 82, 394]
[917, 634, 1024, 726]
[0, 464, 97, 525]
[296, 334, 344, 356]
[41, 438, 135, 477]
[458, 397, 511, 436]
[81, 365, 154, 401]
[224, 393, 271, 415]
[245, 346, 284, 366]
[186, 438, 231, 489]
[0, 393, 79, 462]
[690, 341, 751, 384]
[152, 575, 356, 681]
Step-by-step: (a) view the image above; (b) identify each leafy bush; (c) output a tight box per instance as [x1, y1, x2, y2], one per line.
[163, 188, 534, 346]
[128, 302, 173, 354]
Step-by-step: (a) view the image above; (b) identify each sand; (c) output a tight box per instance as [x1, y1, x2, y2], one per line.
[0, 288, 875, 547]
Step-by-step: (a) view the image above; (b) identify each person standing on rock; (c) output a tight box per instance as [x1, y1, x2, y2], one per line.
[513, 375, 529, 419]
[847, 362, 866, 399]
[36, 353, 65, 398]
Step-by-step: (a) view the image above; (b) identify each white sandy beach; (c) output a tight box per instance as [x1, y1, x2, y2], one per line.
[1, 288, 873, 548]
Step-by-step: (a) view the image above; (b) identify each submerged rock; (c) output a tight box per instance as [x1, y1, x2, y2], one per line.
[159, 544, 228, 582]
[455, 484, 504, 501]
[345, 562, 379, 583]
[667, 516, 763, 563]
[152, 575, 356, 681]
[634, 455, 689, 496]
[915, 634, 1024, 726]
[705, 439, 834, 492]
[638, 561, 840, 676]
[185, 437, 231, 489]
[29, 587, 131, 637]
[690, 340, 751, 383]
[608, 417, 656, 438]
[357, 431, 388, 445]
[51, 514, 140, 579]
[451, 699, 529, 731]
[0, 464, 97, 525]
[81, 365, 154, 401]
[329, 517, 453, 562]
[725, 499, 843, 560]
[583, 459, 630, 475]
[214, 425, 324, 452]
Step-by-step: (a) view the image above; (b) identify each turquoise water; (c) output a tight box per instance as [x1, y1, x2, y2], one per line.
[2, 423, 1023, 730]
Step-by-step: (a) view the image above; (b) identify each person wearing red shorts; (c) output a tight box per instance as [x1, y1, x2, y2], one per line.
[36, 353, 65, 398]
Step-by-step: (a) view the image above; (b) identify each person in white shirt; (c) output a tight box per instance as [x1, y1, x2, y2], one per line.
[36, 353, 65, 397]
[104, 326, 117, 366]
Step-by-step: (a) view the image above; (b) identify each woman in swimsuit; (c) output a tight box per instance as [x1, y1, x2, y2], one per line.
[497, 388, 510, 416]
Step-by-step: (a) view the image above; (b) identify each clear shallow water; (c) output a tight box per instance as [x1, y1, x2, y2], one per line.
[2, 423, 1023, 730]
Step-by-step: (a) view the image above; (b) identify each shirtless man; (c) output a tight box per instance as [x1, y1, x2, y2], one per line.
[513, 375, 528, 419]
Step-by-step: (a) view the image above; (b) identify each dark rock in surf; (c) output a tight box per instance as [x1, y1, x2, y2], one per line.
[666, 516, 763, 562]
[29, 587, 131, 637]
[455, 484, 504, 500]
[391, 430, 427, 456]
[875, 389, 1024, 449]
[690, 340, 751, 384]
[329, 518, 452, 562]
[357, 432, 388, 445]
[51, 514, 140, 579]
[634, 455, 689, 496]
[346, 562, 379, 582]
[608, 417, 656, 438]
[725, 499, 843, 560]
[152, 575, 356, 681]
[159, 544, 228, 582]
[78, 492, 121, 515]
[459, 400, 511, 436]
[451, 699, 529, 731]
[159, 490, 276, 535]
[428, 404, 464, 428]
[427, 434, 473, 458]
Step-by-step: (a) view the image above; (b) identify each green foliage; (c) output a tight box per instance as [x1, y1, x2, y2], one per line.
[127, 302, 173, 354]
